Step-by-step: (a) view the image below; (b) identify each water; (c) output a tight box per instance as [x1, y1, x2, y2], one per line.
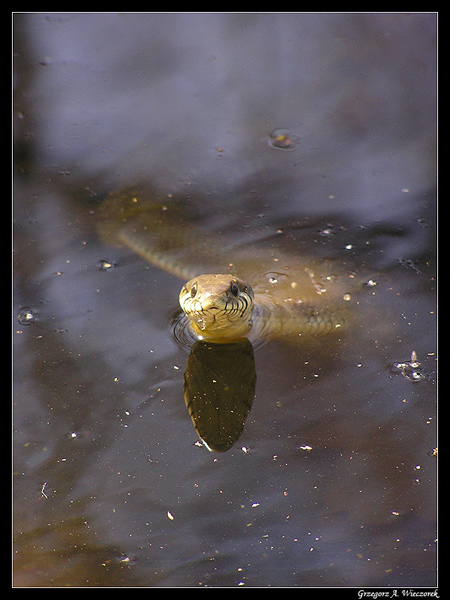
[13, 13, 436, 587]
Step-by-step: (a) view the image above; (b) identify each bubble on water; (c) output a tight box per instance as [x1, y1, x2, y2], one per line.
[17, 307, 36, 325]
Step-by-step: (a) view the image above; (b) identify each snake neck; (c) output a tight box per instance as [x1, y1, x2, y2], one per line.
[174, 293, 348, 348]
[251, 293, 348, 341]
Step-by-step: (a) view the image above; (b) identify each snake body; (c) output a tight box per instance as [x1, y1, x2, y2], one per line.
[98, 190, 358, 344]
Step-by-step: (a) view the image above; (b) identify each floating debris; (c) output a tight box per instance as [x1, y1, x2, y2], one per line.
[268, 128, 300, 151]
[388, 350, 429, 382]
[97, 259, 116, 271]
[17, 307, 36, 326]
[398, 257, 421, 274]
[40, 481, 48, 499]
[318, 225, 337, 237]
[115, 554, 137, 566]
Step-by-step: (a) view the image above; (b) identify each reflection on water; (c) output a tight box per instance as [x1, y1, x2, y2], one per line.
[183, 339, 256, 452]
[14, 12, 436, 588]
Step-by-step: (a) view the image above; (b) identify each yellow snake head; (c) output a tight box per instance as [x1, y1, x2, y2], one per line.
[179, 274, 254, 341]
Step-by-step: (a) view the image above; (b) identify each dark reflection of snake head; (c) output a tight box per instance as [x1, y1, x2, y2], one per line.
[183, 339, 256, 452]
[179, 274, 254, 342]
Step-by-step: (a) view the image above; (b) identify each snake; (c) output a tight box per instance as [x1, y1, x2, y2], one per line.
[97, 188, 361, 345]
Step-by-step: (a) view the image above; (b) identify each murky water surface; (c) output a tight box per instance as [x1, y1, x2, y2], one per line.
[14, 13, 436, 587]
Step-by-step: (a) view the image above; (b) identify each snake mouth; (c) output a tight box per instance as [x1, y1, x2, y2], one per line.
[179, 273, 254, 340]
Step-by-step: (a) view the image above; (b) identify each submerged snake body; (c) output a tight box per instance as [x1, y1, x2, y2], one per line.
[98, 191, 358, 344]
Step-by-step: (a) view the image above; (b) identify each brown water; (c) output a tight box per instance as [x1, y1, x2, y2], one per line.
[13, 13, 436, 587]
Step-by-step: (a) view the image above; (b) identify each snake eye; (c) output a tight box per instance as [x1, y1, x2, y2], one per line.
[230, 281, 239, 297]
[190, 282, 197, 298]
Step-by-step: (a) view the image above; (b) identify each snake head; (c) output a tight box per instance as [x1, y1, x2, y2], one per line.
[179, 274, 254, 341]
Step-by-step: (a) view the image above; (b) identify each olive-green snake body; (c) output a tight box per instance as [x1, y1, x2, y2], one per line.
[98, 190, 359, 344]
